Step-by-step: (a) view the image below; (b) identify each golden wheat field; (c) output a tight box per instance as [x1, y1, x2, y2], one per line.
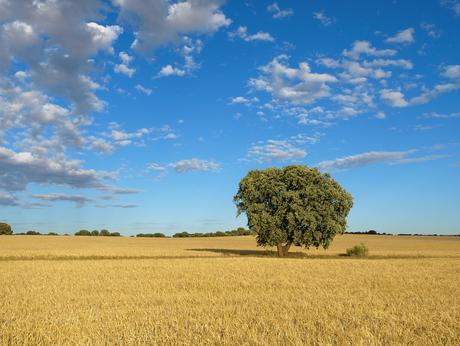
[0, 235, 459, 345]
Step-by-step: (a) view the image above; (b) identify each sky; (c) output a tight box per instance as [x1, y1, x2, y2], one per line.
[0, 0, 459, 235]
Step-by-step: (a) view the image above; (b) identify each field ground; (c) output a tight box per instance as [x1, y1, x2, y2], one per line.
[0, 235, 459, 345]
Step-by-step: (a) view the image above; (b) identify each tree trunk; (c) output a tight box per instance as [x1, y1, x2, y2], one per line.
[276, 243, 291, 257]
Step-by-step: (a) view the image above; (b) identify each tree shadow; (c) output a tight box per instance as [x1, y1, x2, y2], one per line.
[187, 248, 309, 258]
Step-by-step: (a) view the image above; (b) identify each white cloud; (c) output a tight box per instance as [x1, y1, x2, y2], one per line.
[158, 64, 186, 77]
[228, 26, 274, 42]
[114, 0, 231, 53]
[267, 3, 294, 19]
[32, 193, 94, 208]
[441, 0, 460, 15]
[169, 159, 221, 172]
[229, 96, 259, 106]
[317, 150, 416, 170]
[421, 111, 460, 119]
[0, 146, 107, 192]
[313, 11, 335, 26]
[114, 51, 136, 77]
[135, 84, 152, 95]
[249, 55, 337, 104]
[148, 158, 221, 174]
[420, 23, 441, 39]
[362, 58, 413, 70]
[380, 89, 409, 107]
[386, 28, 415, 44]
[246, 139, 306, 163]
[442, 65, 460, 79]
[85, 22, 123, 53]
[343, 41, 397, 60]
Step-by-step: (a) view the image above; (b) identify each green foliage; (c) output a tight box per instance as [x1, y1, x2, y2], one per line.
[91, 230, 100, 236]
[26, 230, 41, 235]
[234, 165, 353, 256]
[136, 233, 167, 238]
[346, 243, 369, 257]
[0, 223, 12, 235]
[108, 232, 121, 237]
[47, 232, 59, 236]
[75, 229, 91, 236]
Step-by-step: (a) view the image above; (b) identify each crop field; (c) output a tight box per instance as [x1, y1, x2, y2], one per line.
[0, 235, 459, 345]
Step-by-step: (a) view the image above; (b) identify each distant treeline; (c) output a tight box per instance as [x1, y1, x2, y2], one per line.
[346, 230, 459, 237]
[346, 230, 390, 235]
[136, 233, 167, 238]
[172, 227, 252, 238]
[75, 229, 121, 237]
[12, 231, 59, 236]
[135, 227, 252, 238]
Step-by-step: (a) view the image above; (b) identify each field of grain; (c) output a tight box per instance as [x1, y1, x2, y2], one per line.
[1, 235, 459, 345]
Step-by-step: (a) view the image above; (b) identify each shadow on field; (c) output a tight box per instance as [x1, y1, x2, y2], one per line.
[187, 248, 308, 258]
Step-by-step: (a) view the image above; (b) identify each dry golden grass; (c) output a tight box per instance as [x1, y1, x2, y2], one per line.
[0, 234, 459, 345]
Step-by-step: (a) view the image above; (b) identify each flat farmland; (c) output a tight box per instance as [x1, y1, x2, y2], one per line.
[0, 235, 459, 345]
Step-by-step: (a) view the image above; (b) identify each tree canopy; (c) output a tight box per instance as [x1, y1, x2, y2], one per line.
[234, 165, 353, 256]
[0, 223, 12, 235]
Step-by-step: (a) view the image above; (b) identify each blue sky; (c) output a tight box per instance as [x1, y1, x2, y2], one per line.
[1, 0, 459, 235]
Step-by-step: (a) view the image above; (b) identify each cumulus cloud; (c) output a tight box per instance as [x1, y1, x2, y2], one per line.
[228, 26, 274, 42]
[114, 0, 231, 54]
[442, 65, 460, 79]
[158, 64, 186, 77]
[249, 55, 337, 104]
[0, 146, 107, 192]
[267, 3, 293, 19]
[114, 51, 136, 77]
[385, 28, 415, 44]
[380, 89, 409, 107]
[245, 139, 306, 163]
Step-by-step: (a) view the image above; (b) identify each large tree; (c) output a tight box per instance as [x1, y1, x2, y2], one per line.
[234, 165, 353, 257]
[0, 223, 12, 235]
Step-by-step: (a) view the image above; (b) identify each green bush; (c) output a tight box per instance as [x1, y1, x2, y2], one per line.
[346, 243, 369, 257]
[26, 230, 41, 235]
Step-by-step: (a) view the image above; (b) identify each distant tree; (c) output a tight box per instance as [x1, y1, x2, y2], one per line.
[234, 165, 353, 257]
[26, 230, 41, 235]
[0, 223, 12, 235]
[100, 229, 110, 236]
[47, 232, 59, 236]
[91, 230, 100, 236]
[108, 232, 121, 237]
[75, 229, 91, 236]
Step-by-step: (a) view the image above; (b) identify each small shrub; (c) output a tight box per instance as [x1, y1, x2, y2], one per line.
[346, 243, 369, 257]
